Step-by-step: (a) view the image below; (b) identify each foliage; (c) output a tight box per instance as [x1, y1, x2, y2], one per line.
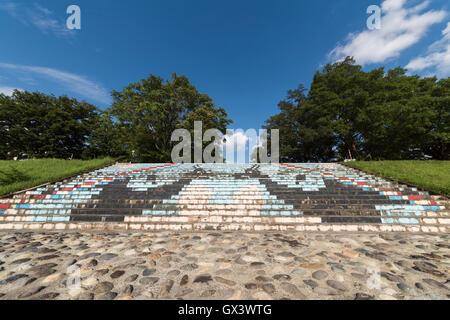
[0, 91, 102, 160]
[109, 73, 232, 162]
[0, 73, 232, 162]
[264, 57, 449, 161]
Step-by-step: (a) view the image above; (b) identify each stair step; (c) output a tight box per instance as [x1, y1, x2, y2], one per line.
[2, 207, 446, 214]
[0, 221, 447, 234]
[1, 162, 447, 233]
[1, 214, 449, 224]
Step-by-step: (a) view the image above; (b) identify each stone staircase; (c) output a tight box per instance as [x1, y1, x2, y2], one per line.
[0, 163, 448, 233]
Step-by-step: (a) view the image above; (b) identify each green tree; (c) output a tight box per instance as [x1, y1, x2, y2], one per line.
[83, 111, 124, 159]
[308, 57, 374, 160]
[179, 104, 232, 162]
[109, 73, 232, 162]
[423, 78, 450, 160]
[0, 93, 17, 159]
[265, 57, 449, 162]
[0, 90, 100, 159]
[264, 85, 335, 162]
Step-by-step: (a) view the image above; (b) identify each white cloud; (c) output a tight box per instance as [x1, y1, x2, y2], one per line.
[0, 86, 23, 96]
[221, 130, 267, 163]
[0, 2, 74, 38]
[223, 131, 251, 152]
[406, 22, 450, 77]
[0, 62, 111, 104]
[330, 0, 446, 65]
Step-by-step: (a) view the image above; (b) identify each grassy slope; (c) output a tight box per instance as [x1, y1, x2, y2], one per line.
[0, 158, 116, 196]
[345, 161, 450, 196]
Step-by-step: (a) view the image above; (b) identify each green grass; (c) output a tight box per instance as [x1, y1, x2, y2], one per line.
[0, 158, 116, 197]
[344, 161, 450, 196]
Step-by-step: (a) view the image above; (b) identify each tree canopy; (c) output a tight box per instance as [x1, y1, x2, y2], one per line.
[264, 57, 449, 162]
[109, 73, 232, 162]
[0, 91, 99, 160]
[0, 74, 232, 162]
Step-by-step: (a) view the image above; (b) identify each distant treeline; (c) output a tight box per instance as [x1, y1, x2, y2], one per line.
[0, 57, 448, 162]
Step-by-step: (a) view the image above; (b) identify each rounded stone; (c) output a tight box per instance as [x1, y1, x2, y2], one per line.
[200, 289, 216, 297]
[277, 252, 296, 258]
[415, 282, 426, 291]
[40, 292, 60, 299]
[250, 262, 265, 268]
[180, 264, 198, 271]
[193, 274, 212, 284]
[262, 283, 275, 294]
[291, 269, 307, 276]
[167, 270, 180, 277]
[280, 282, 306, 299]
[303, 280, 318, 289]
[139, 277, 159, 285]
[87, 259, 98, 267]
[110, 270, 125, 279]
[29, 263, 57, 278]
[244, 283, 258, 290]
[176, 288, 194, 297]
[326, 280, 347, 292]
[99, 253, 118, 261]
[10, 258, 32, 265]
[62, 259, 77, 268]
[18, 286, 46, 299]
[215, 277, 236, 287]
[354, 293, 374, 300]
[180, 275, 189, 286]
[93, 282, 114, 294]
[273, 274, 291, 281]
[142, 268, 156, 276]
[123, 285, 134, 295]
[255, 276, 271, 282]
[159, 279, 174, 297]
[312, 270, 328, 280]
[99, 292, 118, 300]
[397, 283, 414, 294]
[125, 274, 138, 282]
[37, 254, 59, 261]
[77, 253, 100, 261]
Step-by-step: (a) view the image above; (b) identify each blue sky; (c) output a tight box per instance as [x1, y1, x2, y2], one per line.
[1, 0, 449, 134]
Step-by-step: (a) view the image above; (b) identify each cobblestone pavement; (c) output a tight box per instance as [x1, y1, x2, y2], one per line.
[0, 231, 449, 300]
